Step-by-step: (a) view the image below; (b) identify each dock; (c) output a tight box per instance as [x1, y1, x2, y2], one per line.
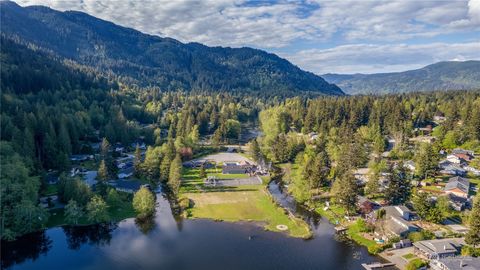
[334, 226, 347, 234]
[361, 262, 395, 269]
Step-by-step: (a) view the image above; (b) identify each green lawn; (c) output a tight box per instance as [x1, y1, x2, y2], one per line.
[180, 167, 311, 238]
[41, 184, 59, 196]
[346, 220, 383, 254]
[402, 253, 415, 260]
[315, 203, 346, 224]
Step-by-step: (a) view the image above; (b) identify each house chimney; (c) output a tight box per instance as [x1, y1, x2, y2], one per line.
[460, 259, 464, 267]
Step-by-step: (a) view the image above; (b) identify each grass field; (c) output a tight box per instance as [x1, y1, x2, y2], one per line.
[180, 167, 311, 238]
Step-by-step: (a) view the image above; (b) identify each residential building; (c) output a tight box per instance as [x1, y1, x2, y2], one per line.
[444, 176, 470, 198]
[108, 179, 142, 193]
[413, 238, 465, 260]
[380, 205, 419, 238]
[445, 194, 471, 211]
[447, 155, 462, 164]
[440, 165, 467, 177]
[430, 256, 480, 270]
[118, 166, 134, 179]
[404, 160, 416, 172]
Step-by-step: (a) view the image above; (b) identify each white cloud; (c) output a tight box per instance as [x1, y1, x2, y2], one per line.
[12, 0, 480, 74]
[14, 0, 480, 48]
[280, 42, 480, 74]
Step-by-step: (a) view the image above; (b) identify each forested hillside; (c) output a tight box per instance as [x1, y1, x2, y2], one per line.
[0, 1, 343, 95]
[323, 61, 480, 95]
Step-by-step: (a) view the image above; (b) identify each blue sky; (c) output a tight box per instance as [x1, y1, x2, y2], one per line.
[15, 0, 480, 74]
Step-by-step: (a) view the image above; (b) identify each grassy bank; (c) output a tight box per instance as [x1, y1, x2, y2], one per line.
[180, 168, 311, 238]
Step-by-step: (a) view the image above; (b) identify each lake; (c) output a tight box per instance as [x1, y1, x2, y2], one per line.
[2, 186, 387, 270]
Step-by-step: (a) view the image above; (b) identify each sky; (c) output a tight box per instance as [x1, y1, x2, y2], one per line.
[15, 0, 480, 74]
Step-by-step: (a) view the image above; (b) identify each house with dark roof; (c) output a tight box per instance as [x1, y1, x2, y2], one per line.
[431, 256, 480, 270]
[413, 238, 465, 260]
[108, 179, 142, 193]
[444, 177, 470, 198]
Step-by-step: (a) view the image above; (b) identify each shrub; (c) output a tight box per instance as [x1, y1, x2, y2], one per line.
[405, 258, 427, 270]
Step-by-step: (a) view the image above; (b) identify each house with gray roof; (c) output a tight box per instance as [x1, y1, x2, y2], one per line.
[413, 238, 465, 260]
[430, 256, 480, 270]
[380, 205, 419, 238]
[445, 177, 470, 198]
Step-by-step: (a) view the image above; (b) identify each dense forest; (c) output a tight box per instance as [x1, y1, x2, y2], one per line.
[257, 91, 480, 207]
[0, 36, 275, 240]
[0, 1, 342, 95]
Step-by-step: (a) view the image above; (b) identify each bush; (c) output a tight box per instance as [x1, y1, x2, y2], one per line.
[405, 258, 427, 270]
[179, 197, 193, 210]
[461, 245, 480, 257]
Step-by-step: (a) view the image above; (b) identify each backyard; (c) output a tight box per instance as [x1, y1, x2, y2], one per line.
[180, 153, 311, 238]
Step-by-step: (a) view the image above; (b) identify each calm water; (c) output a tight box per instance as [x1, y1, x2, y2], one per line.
[2, 184, 386, 270]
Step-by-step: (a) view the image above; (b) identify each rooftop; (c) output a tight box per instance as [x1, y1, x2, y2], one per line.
[435, 256, 480, 270]
[445, 177, 470, 194]
[413, 238, 464, 256]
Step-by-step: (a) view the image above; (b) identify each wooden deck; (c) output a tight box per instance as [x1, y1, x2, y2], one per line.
[361, 262, 395, 269]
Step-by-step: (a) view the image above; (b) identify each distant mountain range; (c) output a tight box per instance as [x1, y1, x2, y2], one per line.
[322, 61, 480, 95]
[0, 1, 343, 96]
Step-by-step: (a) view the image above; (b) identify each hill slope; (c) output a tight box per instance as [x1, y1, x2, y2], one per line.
[0, 1, 343, 95]
[322, 61, 480, 95]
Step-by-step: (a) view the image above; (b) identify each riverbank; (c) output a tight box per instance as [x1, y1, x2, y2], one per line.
[180, 166, 311, 238]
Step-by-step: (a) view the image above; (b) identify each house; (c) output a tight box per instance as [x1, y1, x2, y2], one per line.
[452, 149, 474, 158]
[118, 166, 134, 179]
[413, 238, 465, 260]
[357, 196, 379, 215]
[444, 176, 470, 198]
[430, 256, 480, 270]
[353, 168, 371, 185]
[433, 115, 447, 123]
[445, 194, 470, 211]
[108, 179, 142, 193]
[440, 165, 467, 177]
[464, 166, 480, 176]
[446, 155, 462, 164]
[381, 205, 419, 238]
[69, 154, 93, 162]
[404, 160, 416, 172]
[222, 161, 254, 174]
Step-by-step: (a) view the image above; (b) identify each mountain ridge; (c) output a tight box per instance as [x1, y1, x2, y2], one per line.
[0, 1, 343, 95]
[322, 61, 480, 95]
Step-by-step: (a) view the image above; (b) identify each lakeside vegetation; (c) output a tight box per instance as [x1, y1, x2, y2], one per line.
[180, 167, 311, 238]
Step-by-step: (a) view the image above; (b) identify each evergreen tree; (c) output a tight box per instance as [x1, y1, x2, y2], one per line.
[249, 139, 262, 162]
[384, 163, 410, 205]
[466, 194, 480, 247]
[134, 145, 143, 177]
[168, 154, 182, 195]
[97, 159, 109, 181]
[332, 172, 358, 214]
[65, 200, 83, 225]
[415, 143, 438, 178]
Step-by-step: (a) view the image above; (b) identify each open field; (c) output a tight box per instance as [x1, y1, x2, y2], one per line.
[180, 166, 311, 238]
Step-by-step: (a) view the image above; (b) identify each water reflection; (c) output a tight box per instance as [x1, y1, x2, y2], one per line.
[2, 192, 386, 270]
[134, 216, 156, 235]
[63, 223, 116, 250]
[1, 231, 52, 269]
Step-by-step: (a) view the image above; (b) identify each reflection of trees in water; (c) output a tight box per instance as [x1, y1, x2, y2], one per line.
[135, 215, 156, 235]
[1, 231, 52, 269]
[63, 223, 117, 250]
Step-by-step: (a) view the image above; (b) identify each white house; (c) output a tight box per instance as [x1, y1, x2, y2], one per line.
[446, 154, 462, 164]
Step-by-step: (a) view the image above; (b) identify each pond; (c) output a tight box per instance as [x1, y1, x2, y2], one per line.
[2, 188, 386, 270]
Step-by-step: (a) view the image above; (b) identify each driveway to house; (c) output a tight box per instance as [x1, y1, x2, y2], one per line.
[379, 247, 414, 270]
[194, 152, 254, 164]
